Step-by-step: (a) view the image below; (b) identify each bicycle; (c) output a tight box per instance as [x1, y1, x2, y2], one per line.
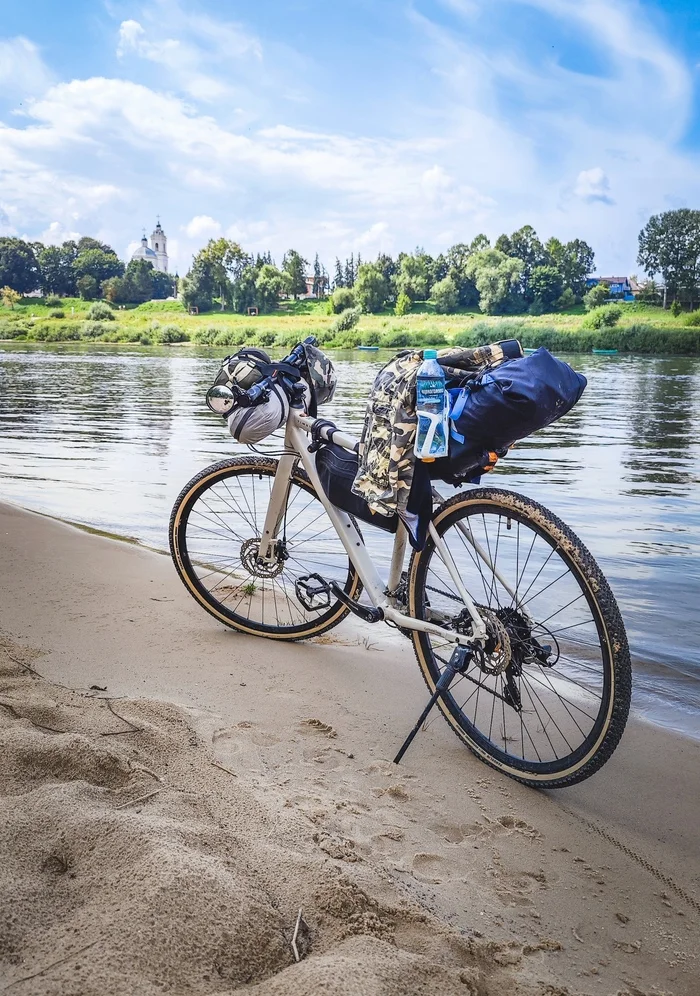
[170, 338, 631, 788]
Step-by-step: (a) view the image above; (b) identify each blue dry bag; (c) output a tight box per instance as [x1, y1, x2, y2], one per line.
[443, 347, 587, 479]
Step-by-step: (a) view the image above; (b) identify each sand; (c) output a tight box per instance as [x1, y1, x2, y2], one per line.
[0, 501, 698, 995]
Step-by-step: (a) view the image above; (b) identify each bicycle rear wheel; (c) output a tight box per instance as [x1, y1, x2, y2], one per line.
[408, 487, 631, 788]
[170, 456, 360, 639]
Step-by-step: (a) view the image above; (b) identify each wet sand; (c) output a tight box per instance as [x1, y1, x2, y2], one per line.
[0, 501, 698, 995]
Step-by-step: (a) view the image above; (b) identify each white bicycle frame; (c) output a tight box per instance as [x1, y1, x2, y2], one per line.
[257, 406, 529, 648]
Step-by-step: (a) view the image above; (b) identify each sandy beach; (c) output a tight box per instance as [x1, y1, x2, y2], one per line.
[0, 500, 698, 995]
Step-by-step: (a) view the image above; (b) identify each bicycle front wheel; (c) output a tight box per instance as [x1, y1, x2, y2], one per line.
[408, 487, 631, 788]
[170, 457, 360, 639]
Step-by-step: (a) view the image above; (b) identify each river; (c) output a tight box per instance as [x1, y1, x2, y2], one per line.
[1, 343, 698, 739]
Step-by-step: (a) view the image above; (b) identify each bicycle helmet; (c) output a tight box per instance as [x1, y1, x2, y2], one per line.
[302, 343, 336, 411]
[214, 348, 271, 391]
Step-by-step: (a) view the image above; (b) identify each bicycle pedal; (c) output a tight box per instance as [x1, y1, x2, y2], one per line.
[295, 574, 332, 611]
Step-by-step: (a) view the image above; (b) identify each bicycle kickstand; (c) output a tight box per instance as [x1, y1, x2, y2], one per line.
[393, 645, 474, 764]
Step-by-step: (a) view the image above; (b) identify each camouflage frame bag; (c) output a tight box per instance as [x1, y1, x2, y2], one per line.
[352, 342, 521, 517]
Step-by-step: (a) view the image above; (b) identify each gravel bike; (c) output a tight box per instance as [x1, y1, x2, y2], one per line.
[170, 339, 631, 787]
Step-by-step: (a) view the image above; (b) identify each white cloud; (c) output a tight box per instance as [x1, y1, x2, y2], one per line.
[38, 220, 81, 244]
[0, 36, 52, 98]
[183, 215, 222, 239]
[574, 167, 614, 204]
[1, 0, 699, 275]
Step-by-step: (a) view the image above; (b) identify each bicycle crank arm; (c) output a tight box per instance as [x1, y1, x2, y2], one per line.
[328, 581, 384, 623]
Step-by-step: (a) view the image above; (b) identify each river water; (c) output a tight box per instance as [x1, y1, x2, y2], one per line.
[1, 343, 698, 739]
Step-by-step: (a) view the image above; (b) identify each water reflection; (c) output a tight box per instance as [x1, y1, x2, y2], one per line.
[1, 343, 699, 737]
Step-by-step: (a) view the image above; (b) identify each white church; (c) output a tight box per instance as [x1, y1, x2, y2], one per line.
[131, 220, 168, 273]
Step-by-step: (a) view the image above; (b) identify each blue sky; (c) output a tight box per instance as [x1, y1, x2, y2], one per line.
[1, 0, 699, 275]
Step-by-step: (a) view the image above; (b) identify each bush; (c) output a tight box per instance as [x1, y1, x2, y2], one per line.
[329, 329, 362, 348]
[582, 305, 622, 330]
[583, 283, 610, 311]
[555, 288, 576, 311]
[82, 320, 110, 339]
[359, 329, 382, 346]
[87, 301, 115, 321]
[0, 320, 30, 339]
[192, 326, 222, 345]
[155, 324, 189, 344]
[670, 299, 682, 318]
[380, 328, 411, 348]
[251, 330, 276, 347]
[139, 334, 152, 346]
[330, 288, 355, 314]
[30, 322, 81, 342]
[685, 311, 700, 327]
[330, 306, 361, 334]
[414, 329, 448, 347]
[44, 296, 61, 308]
[48, 309, 65, 319]
[394, 292, 412, 317]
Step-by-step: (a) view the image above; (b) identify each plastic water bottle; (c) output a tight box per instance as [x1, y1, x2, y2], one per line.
[414, 350, 449, 461]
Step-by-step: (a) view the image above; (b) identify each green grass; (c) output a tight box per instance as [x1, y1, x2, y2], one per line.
[1, 297, 699, 354]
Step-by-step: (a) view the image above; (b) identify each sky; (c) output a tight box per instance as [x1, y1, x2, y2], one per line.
[1, 0, 699, 276]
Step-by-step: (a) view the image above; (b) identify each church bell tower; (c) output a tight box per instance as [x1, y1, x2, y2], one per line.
[150, 219, 168, 273]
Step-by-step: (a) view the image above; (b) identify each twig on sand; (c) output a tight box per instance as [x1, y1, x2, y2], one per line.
[116, 789, 162, 810]
[4, 650, 44, 680]
[1, 940, 98, 991]
[100, 699, 143, 736]
[0, 700, 67, 734]
[572, 927, 584, 943]
[211, 760, 238, 778]
[291, 908, 304, 963]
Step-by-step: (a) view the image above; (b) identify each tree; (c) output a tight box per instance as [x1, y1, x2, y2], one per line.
[312, 254, 323, 298]
[465, 250, 523, 315]
[180, 257, 216, 312]
[122, 258, 156, 303]
[344, 254, 355, 288]
[76, 274, 98, 300]
[330, 287, 355, 313]
[394, 292, 411, 316]
[546, 237, 595, 298]
[529, 265, 563, 312]
[583, 282, 610, 311]
[1, 286, 21, 309]
[231, 264, 258, 314]
[502, 225, 549, 302]
[0, 238, 41, 294]
[196, 238, 247, 310]
[255, 264, 287, 312]
[333, 258, 344, 289]
[638, 209, 700, 308]
[152, 270, 175, 300]
[469, 234, 491, 254]
[73, 247, 123, 288]
[396, 253, 429, 302]
[445, 243, 479, 307]
[37, 243, 78, 296]
[431, 275, 459, 314]
[353, 262, 388, 313]
[282, 249, 308, 299]
[638, 279, 662, 305]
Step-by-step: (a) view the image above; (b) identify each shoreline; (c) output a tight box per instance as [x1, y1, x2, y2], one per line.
[0, 500, 699, 994]
[5, 494, 700, 746]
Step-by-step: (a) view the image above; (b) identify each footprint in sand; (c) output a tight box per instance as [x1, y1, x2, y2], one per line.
[411, 852, 456, 884]
[299, 718, 337, 739]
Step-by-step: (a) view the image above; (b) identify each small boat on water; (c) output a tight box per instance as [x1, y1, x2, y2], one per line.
[523, 347, 538, 354]
[592, 348, 618, 355]
[356, 345, 379, 351]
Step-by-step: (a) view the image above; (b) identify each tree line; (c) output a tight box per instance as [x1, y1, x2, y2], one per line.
[3, 208, 700, 316]
[0, 236, 176, 304]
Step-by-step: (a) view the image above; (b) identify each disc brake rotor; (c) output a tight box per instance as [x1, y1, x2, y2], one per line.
[240, 538, 285, 579]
